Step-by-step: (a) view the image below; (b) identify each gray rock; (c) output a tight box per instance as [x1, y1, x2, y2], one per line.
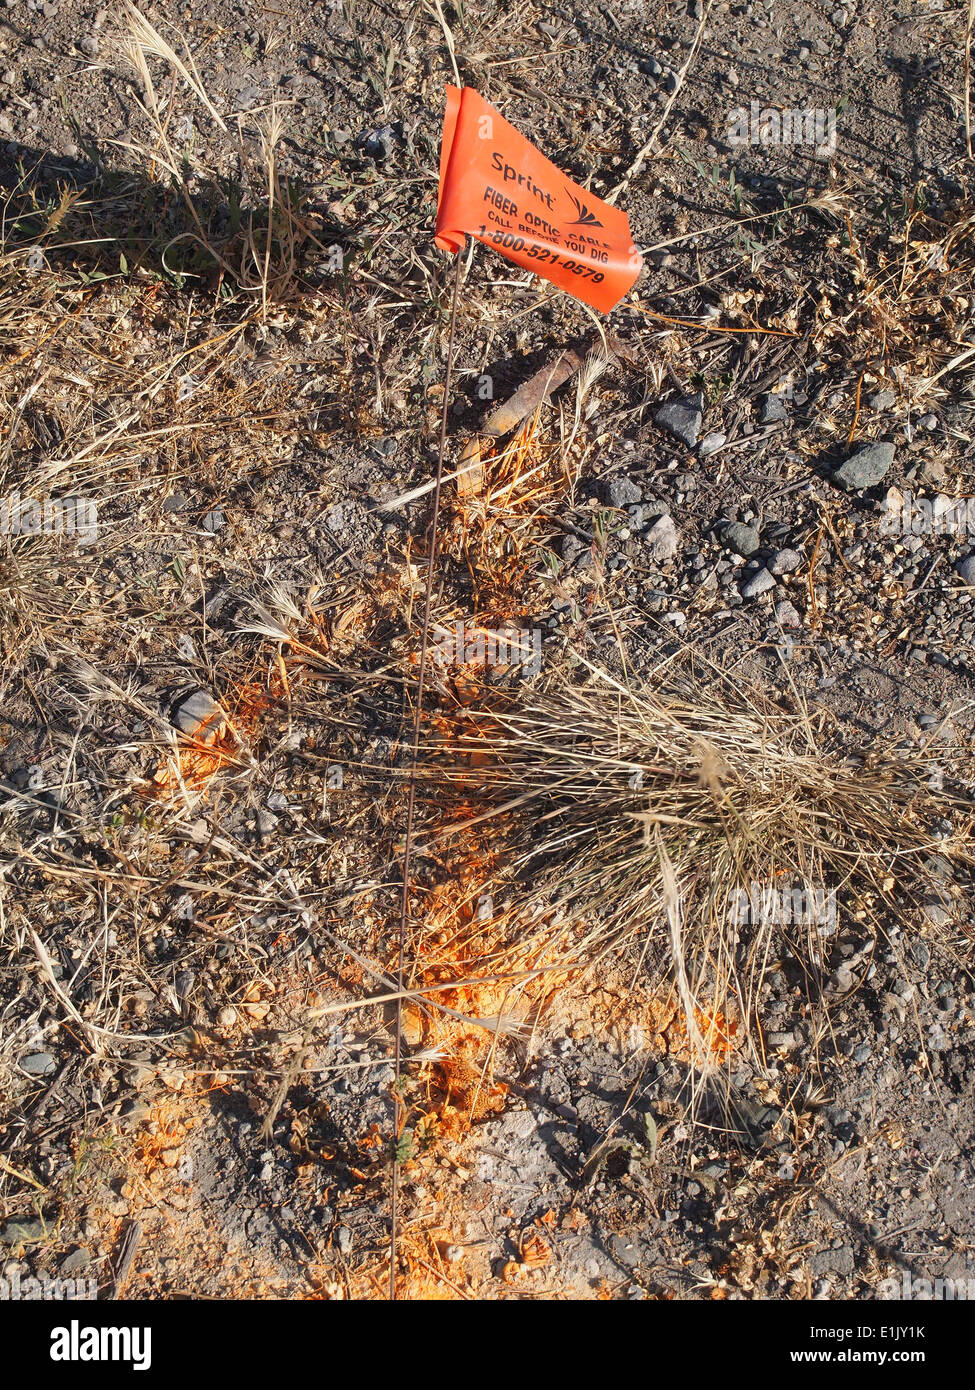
[363, 126, 394, 160]
[0, 1217, 46, 1246]
[601, 476, 642, 508]
[868, 389, 895, 411]
[810, 1245, 855, 1277]
[236, 85, 261, 111]
[833, 441, 895, 491]
[644, 513, 679, 562]
[769, 547, 803, 575]
[654, 392, 703, 448]
[774, 600, 802, 628]
[60, 1248, 92, 1276]
[171, 689, 224, 742]
[699, 431, 726, 457]
[721, 522, 760, 557]
[336, 1225, 353, 1256]
[955, 556, 975, 586]
[201, 506, 225, 533]
[21, 1052, 56, 1076]
[758, 393, 788, 423]
[740, 568, 776, 598]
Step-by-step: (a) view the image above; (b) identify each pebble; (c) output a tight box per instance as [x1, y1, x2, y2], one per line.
[236, 86, 260, 111]
[740, 568, 775, 598]
[644, 513, 679, 562]
[833, 440, 895, 491]
[955, 556, 975, 586]
[336, 1225, 353, 1255]
[171, 689, 224, 742]
[362, 126, 394, 160]
[602, 476, 641, 508]
[0, 1217, 46, 1246]
[774, 600, 802, 628]
[758, 393, 788, 423]
[21, 1052, 56, 1076]
[698, 431, 726, 457]
[721, 521, 760, 557]
[201, 506, 225, 533]
[654, 393, 703, 448]
[60, 1248, 91, 1276]
[769, 547, 802, 575]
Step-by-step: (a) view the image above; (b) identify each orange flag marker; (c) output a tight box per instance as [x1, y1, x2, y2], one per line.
[435, 86, 642, 314]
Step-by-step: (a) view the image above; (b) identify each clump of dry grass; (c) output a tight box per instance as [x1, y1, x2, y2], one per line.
[409, 650, 974, 1069]
[118, 3, 325, 307]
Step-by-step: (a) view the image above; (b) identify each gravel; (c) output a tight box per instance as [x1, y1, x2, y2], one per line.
[644, 513, 679, 561]
[740, 567, 776, 598]
[721, 522, 760, 557]
[833, 441, 896, 491]
[21, 1052, 56, 1076]
[758, 394, 788, 423]
[768, 547, 803, 575]
[654, 393, 703, 448]
[955, 556, 975, 587]
[171, 689, 223, 740]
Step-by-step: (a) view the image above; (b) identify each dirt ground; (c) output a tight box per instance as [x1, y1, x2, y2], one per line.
[1, 0, 975, 1303]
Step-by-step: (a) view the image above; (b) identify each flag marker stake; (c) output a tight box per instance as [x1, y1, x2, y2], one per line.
[389, 250, 464, 1302]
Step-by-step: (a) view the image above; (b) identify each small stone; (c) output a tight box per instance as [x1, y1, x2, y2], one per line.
[200, 506, 225, 533]
[919, 413, 938, 431]
[644, 513, 679, 562]
[833, 441, 895, 491]
[868, 389, 896, 410]
[769, 547, 802, 575]
[955, 556, 975, 587]
[699, 431, 726, 457]
[171, 689, 225, 743]
[740, 568, 775, 598]
[362, 126, 394, 160]
[721, 522, 760, 557]
[236, 85, 260, 111]
[601, 476, 642, 508]
[217, 1006, 238, 1027]
[60, 1248, 92, 1276]
[21, 1052, 56, 1076]
[774, 600, 802, 628]
[654, 392, 703, 448]
[758, 393, 788, 423]
[1, 1217, 46, 1246]
[336, 1225, 353, 1256]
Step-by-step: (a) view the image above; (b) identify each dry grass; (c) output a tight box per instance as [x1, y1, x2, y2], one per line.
[403, 644, 975, 1073]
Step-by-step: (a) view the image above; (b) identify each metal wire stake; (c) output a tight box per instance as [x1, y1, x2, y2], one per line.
[389, 250, 464, 1301]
